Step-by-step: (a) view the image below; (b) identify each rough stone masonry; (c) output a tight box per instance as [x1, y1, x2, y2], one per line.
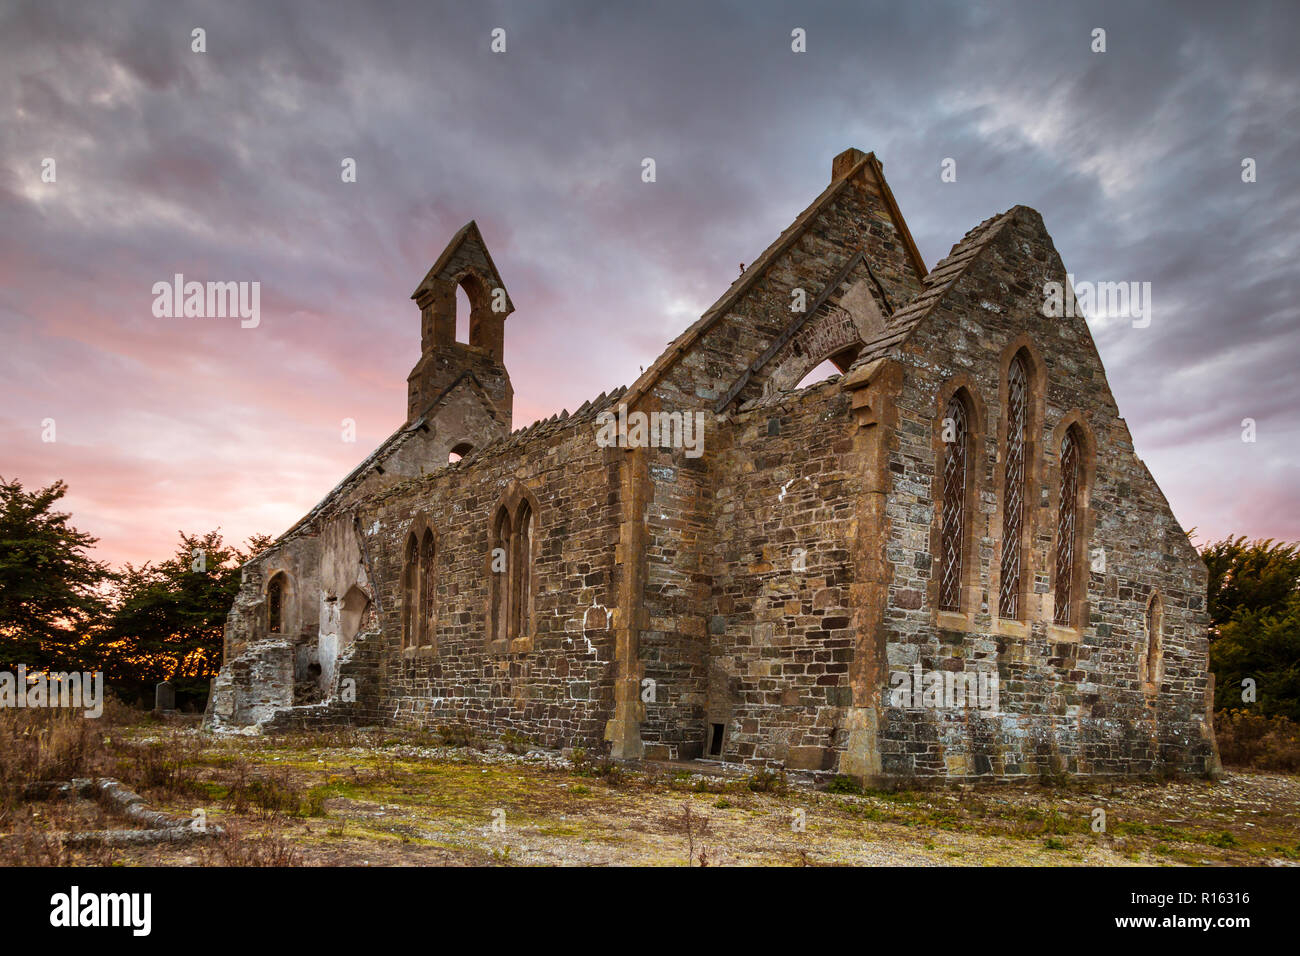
[204, 148, 1221, 784]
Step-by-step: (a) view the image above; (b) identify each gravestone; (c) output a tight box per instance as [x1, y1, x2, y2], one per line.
[155, 680, 176, 713]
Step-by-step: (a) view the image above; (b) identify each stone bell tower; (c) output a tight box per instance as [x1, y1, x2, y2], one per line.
[406, 221, 515, 444]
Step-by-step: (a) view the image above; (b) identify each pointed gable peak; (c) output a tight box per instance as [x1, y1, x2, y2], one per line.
[830, 148, 928, 280]
[842, 204, 1049, 383]
[831, 146, 873, 182]
[411, 219, 513, 314]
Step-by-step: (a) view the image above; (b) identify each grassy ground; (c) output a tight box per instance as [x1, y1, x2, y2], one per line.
[3, 709, 1297, 866]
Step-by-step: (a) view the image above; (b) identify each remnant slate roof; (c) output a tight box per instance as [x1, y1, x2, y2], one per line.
[845, 206, 1019, 374]
[268, 382, 627, 550]
[494, 385, 627, 453]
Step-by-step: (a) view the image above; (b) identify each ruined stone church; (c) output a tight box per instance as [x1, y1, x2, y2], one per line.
[205, 148, 1220, 783]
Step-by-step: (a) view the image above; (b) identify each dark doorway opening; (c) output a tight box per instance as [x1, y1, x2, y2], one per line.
[708, 723, 725, 757]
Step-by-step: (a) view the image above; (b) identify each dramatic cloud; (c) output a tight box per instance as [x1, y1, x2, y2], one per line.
[2, 0, 1296, 566]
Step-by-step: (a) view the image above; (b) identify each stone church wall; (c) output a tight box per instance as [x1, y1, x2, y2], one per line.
[874, 208, 1217, 779]
[207, 151, 1218, 783]
[704, 379, 861, 770]
[215, 407, 625, 748]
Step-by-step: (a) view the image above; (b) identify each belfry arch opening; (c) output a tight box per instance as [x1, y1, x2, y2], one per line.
[449, 441, 473, 464]
[455, 283, 471, 344]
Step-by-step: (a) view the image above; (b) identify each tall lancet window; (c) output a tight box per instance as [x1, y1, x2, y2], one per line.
[939, 394, 970, 612]
[999, 354, 1029, 619]
[512, 500, 533, 639]
[420, 529, 436, 647]
[489, 494, 537, 644]
[490, 506, 512, 644]
[267, 573, 285, 634]
[1054, 426, 1082, 625]
[401, 534, 419, 648]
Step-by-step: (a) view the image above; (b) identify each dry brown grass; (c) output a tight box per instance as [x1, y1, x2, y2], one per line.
[201, 821, 304, 866]
[3, 709, 1297, 867]
[1216, 710, 1300, 772]
[0, 708, 110, 821]
[112, 736, 210, 803]
[0, 700, 193, 865]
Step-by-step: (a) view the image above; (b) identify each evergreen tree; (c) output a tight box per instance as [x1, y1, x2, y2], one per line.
[95, 530, 271, 702]
[0, 477, 110, 670]
[1204, 536, 1300, 719]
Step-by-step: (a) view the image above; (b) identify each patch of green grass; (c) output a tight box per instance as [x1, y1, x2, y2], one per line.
[840, 802, 891, 823]
[570, 749, 627, 783]
[747, 769, 787, 794]
[826, 775, 862, 795]
[302, 784, 330, 817]
[863, 788, 923, 805]
[1113, 820, 1149, 836]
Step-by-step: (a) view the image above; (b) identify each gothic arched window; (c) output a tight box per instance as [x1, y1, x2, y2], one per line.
[1054, 425, 1083, 625]
[490, 506, 512, 644]
[401, 534, 419, 648]
[939, 393, 971, 612]
[267, 573, 286, 635]
[999, 353, 1029, 619]
[512, 500, 533, 639]
[420, 528, 436, 647]
[489, 494, 537, 644]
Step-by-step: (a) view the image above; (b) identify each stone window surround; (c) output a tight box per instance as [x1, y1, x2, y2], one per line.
[486, 482, 541, 656]
[265, 569, 293, 637]
[401, 513, 437, 658]
[990, 336, 1047, 629]
[1142, 589, 1164, 697]
[423, 267, 501, 357]
[932, 341, 1098, 642]
[927, 374, 988, 630]
[1045, 412, 1097, 638]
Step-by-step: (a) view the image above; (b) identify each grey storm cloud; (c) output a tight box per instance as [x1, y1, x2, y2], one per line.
[1, 0, 1297, 563]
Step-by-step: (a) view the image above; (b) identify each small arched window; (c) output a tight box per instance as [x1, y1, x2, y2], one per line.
[449, 442, 473, 464]
[939, 393, 971, 612]
[489, 493, 537, 644]
[1053, 425, 1083, 625]
[1144, 593, 1163, 692]
[401, 534, 419, 648]
[490, 506, 512, 644]
[420, 528, 436, 647]
[512, 500, 534, 638]
[999, 353, 1029, 619]
[267, 573, 286, 635]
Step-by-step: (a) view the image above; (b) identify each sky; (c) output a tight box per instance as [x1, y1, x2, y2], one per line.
[1, 0, 1297, 569]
